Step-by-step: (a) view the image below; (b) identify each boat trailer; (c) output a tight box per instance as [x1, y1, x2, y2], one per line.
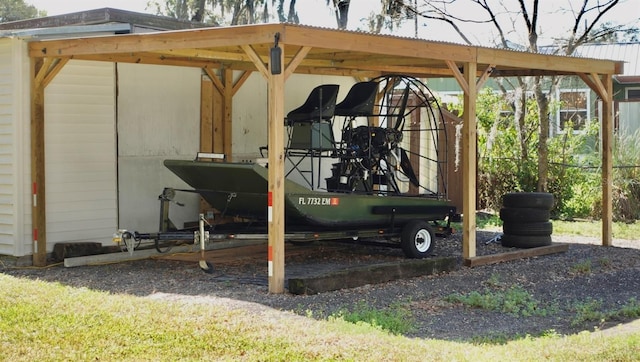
[113, 187, 458, 273]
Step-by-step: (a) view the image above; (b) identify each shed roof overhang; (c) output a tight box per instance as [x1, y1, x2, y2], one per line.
[27, 23, 623, 78]
[26, 23, 622, 293]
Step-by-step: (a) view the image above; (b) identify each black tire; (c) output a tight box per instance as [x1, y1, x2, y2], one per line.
[501, 234, 552, 248]
[499, 207, 550, 223]
[502, 192, 554, 210]
[502, 221, 553, 236]
[400, 220, 435, 259]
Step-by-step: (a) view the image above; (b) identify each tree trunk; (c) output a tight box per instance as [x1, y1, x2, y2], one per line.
[191, 0, 206, 22]
[513, 87, 528, 163]
[335, 0, 350, 29]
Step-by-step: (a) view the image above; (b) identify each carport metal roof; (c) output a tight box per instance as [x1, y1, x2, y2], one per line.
[27, 23, 623, 293]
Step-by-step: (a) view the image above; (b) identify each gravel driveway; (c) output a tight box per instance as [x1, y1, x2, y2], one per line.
[3, 231, 640, 341]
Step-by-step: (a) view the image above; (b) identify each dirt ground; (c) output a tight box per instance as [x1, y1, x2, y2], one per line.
[2, 231, 640, 341]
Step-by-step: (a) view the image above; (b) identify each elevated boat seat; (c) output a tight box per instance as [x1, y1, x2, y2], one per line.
[286, 84, 340, 124]
[334, 81, 379, 117]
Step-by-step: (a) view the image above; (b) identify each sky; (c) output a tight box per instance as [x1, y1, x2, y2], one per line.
[25, 0, 639, 45]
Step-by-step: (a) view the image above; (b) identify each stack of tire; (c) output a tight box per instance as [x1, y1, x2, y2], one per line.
[499, 192, 554, 248]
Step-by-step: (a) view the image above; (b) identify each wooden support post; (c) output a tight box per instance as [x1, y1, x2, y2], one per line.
[223, 68, 233, 161]
[31, 58, 47, 266]
[267, 46, 286, 293]
[462, 61, 477, 259]
[200, 76, 214, 153]
[601, 74, 613, 246]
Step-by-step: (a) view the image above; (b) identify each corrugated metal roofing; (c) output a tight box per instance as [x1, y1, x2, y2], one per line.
[573, 43, 640, 76]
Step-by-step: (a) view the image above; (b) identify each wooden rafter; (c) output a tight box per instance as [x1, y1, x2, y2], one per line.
[284, 46, 311, 80]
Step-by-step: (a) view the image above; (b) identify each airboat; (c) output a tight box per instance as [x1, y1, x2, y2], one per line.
[115, 75, 458, 265]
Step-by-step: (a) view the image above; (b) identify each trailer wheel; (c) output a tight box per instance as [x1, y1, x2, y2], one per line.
[401, 220, 435, 258]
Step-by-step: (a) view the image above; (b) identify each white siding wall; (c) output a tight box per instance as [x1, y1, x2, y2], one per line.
[43, 60, 118, 248]
[117, 64, 201, 232]
[0, 39, 20, 255]
[232, 73, 355, 189]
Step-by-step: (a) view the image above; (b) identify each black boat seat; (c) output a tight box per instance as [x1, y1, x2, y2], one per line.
[334, 81, 379, 117]
[286, 84, 340, 124]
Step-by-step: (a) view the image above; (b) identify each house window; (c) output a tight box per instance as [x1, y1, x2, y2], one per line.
[557, 89, 590, 133]
[627, 88, 640, 100]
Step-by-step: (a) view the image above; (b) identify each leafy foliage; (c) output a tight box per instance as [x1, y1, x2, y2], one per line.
[449, 88, 640, 221]
[445, 284, 556, 317]
[147, 0, 297, 25]
[0, 0, 45, 22]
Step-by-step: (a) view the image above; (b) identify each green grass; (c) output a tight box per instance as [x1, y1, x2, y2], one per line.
[473, 214, 640, 241]
[330, 301, 414, 335]
[1, 274, 640, 361]
[444, 284, 557, 318]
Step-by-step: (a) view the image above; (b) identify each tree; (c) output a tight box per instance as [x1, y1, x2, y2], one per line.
[148, 0, 298, 25]
[0, 0, 46, 22]
[394, 0, 631, 194]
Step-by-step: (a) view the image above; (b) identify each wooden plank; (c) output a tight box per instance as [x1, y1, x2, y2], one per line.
[64, 239, 266, 268]
[29, 24, 283, 57]
[200, 77, 213, 153]
[462, 62, 477, 259]
[464, 244, 569, 267]
[288, 257, 458, 295]
[477, 47, 619, 75]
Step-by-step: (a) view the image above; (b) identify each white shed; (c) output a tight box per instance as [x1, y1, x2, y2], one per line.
[0, 9, 354, 261]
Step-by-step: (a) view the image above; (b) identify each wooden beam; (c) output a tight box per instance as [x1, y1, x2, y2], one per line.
[232, 71, 252, 96]
[586, 73, 608, 97]
[213, 81, 224, 155]
[31, 58, 47, 266]
[241, 44, 269, 79]
[285, 26, 476, 63]
[477, 47, 619, 75]
[223, 68, 233, 161]
[462, 61, 477, 259]
[69, 53, 223, 68]
[149, 48, 249, 62]
[446, 60, 469, 94]
[289, 257, 458, 295]
[464, 244, 569, 267]
[41, 58, 69, 89]
[476, 64, 495, 89]
[29, 24, 282, 57]
[601, 74, 614, 247]
[202, 67, 224, 93]
[284, 46, 311, 80]
[200, 76, 214, 153]
[266, 44, 286, 293]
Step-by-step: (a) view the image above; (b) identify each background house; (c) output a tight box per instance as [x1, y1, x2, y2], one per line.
[427, 42, 640, 137]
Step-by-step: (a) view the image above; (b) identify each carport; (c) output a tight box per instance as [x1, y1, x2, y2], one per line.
[28, 23, 623, 293]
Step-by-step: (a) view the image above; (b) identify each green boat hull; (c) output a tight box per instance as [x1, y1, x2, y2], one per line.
[164, 159, 454, 228]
